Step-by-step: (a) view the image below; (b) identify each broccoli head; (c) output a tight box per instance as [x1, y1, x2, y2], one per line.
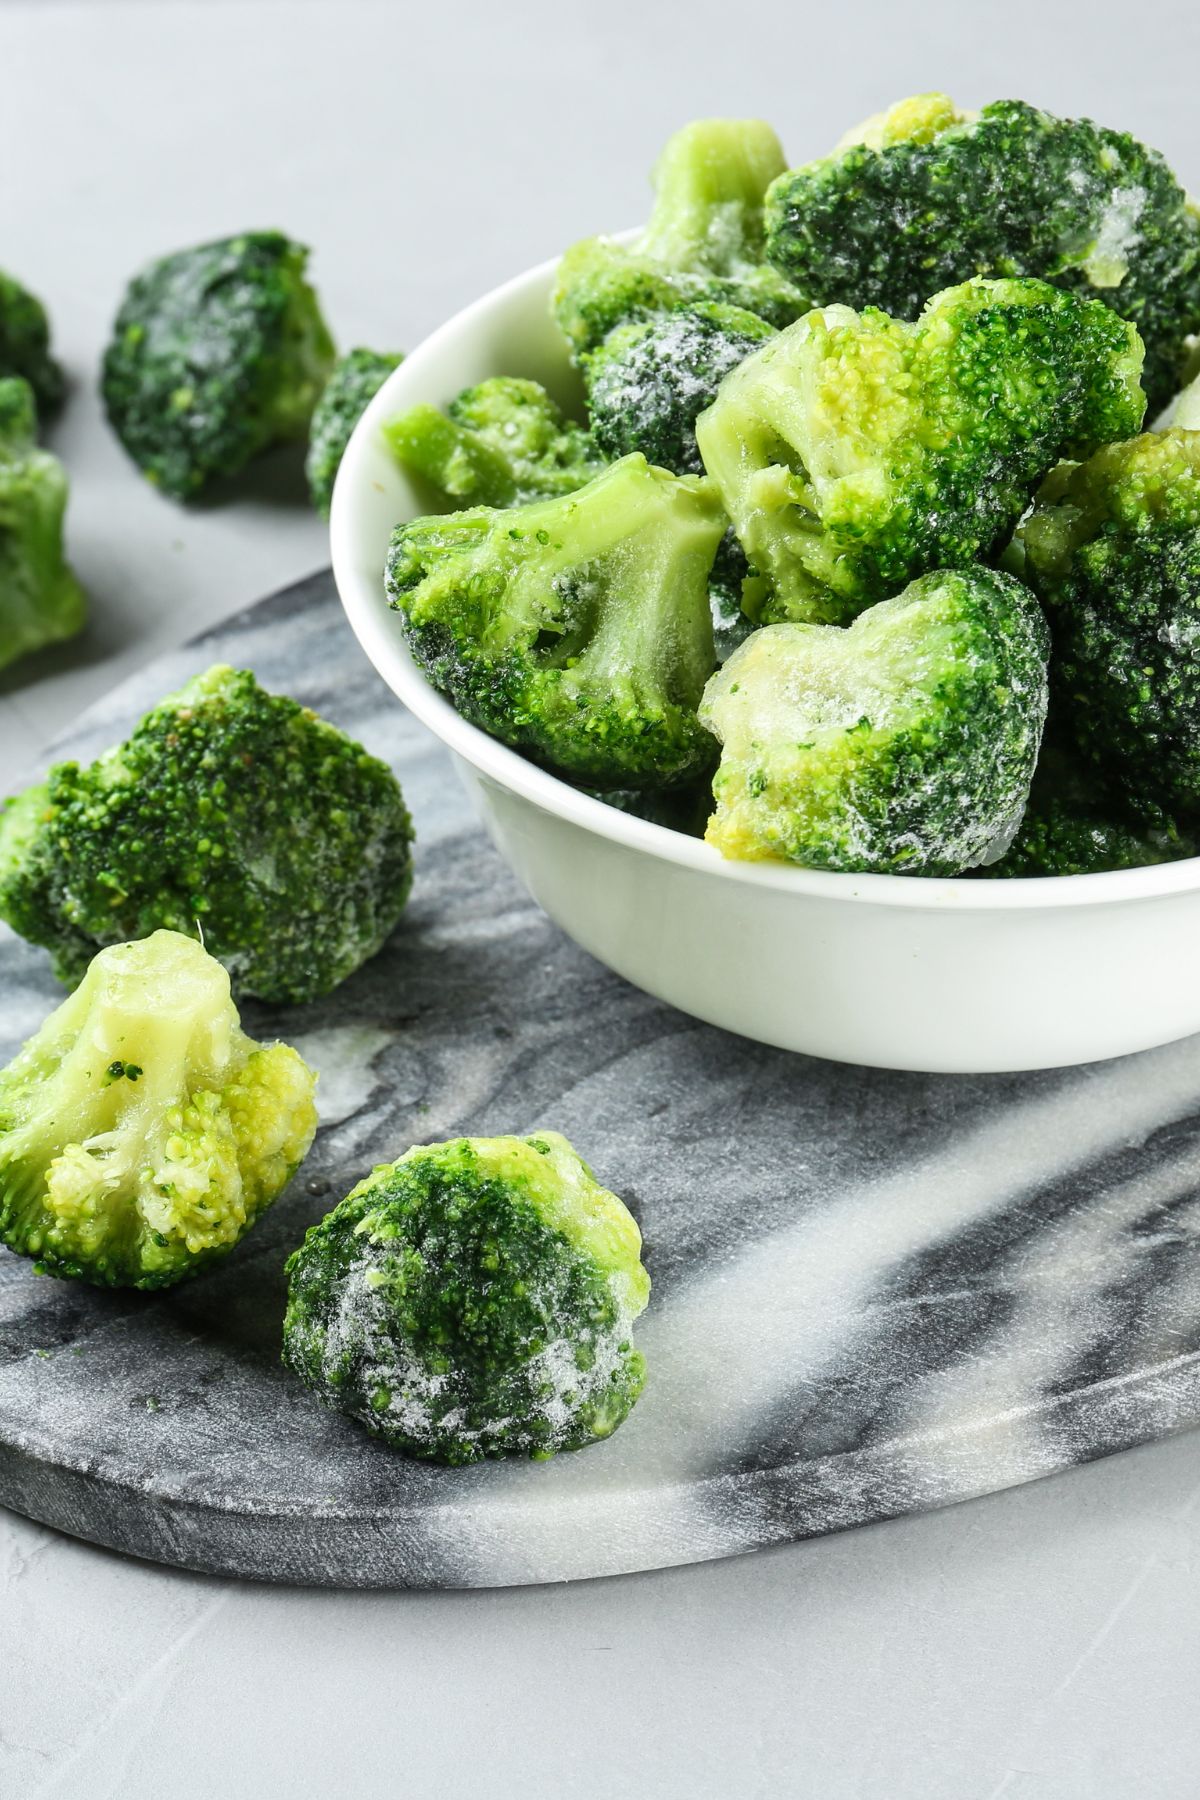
[306, 346, 403, 518]
[282, 1132, 649, 1465]
[764, 94, 1200, 413]
[696, 276, 1144, 625]
[583, 302, 776, 476]
[0, 378, 86, 674]
[0, 930, 317, 1288]
[385, 453, 726, 788]
[0, 665, 414, 1002]
[102, 231, 336, 499]
[707, 528, 760, 663]
[385, 377, 604, 508]
[1018, 429, 1200, 817]
[553, 118, 809, 357]
[981, 740, 1194, 876]
[699, 567, 1049, 873]
[0, 269, 64, 415]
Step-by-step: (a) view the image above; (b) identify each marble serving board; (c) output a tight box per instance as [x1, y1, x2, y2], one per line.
[3, 571, 1200, 1589]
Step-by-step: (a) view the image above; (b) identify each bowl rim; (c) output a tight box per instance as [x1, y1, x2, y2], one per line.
[330, 247, 1200, 916]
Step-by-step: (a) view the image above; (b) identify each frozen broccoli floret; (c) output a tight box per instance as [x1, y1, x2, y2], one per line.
[0, 930, 317, 1288]
[699, 567, 1049, 873]
[0, 378, 86, 674]
[1017, 429, 1200, 817]
[696, 277, 1144, 625]
[306, 346, 403, 518]
[764, 94, 1200, 412]
[385, 454, 725, 788]
[385, 377, 604, 508]
[1160, 362, 1200, 430]
[707, 528, 759, 663]
[102, 232, 336, 498]
[584, 302, 776, 475]
[981, 741, 1194, 876]
[0, 270, 64, 415]
[0, 665, 414, 1002]
[282, 1132, 649, 1465]
[553, 119, 809, 358]
[579, 781, 710, 836]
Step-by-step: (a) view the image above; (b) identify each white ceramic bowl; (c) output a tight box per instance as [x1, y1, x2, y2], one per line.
[331, 252, 1200, 1075]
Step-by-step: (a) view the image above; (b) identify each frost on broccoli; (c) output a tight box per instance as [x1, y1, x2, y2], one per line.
[0, 665, 414, 1002]
[385, 377, 604, 509]
[553, 119, 809, 358]
[764, 94, 1200, 412]
[282, 1132, 649, 1465]
[0, 378, 86, 674]
[306, 346, 403, 518]
[699, 567, 1049, 873]
[696, 277, 1145, 626]
[385, 454, 726, 788]
[102, 232, 336, 498]
[0, 931, 317, 1288]
[982, 740, 1194, 876]
[0, 270, 64, 415]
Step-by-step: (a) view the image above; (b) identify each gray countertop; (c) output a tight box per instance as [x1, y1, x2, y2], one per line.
[3, 3, 1200, 1795]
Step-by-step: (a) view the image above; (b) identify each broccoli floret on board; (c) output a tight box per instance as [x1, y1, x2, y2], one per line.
[0, 269, 64, 415]
[0, 378, 86, 673]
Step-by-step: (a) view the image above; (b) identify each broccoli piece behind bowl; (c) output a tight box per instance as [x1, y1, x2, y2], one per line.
[102, 231, 336, 499]
[306, 346, 403, 518]
[0, 378, 86, 674]
[385, 453, 726, 789]
[282, 1132, 649, 1464]
[0, 930, 317, 1288]
[699, 567, 1049, 873]
[696, 276, 1145, 625]
[0, 665, 414, 1002]
[0, 270, 64, 415]
[385, 377, 604, 509]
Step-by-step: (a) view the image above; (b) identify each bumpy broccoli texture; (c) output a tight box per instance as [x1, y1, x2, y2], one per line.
[385, 377, 604, 508]
[0, 378, 86, 674]
[102, 232, 336, 498]
[0, 931, 317, 1288]
[0, 270, 64, 415]
[385, 454, 726, 788]
[983, 741, 1194, 876]
[282, 1132, 650, 1465]
[0, 665, 414, 1002]
[306, 347, 403, 518]
[696, 276, 1145, 625]
[764, 94, 1200, 412]
[699, 567, 1049, 873]
[1018, 429, 1200, 817]
[553, 119, 809, 358]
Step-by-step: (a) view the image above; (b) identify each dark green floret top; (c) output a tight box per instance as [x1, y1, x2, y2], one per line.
[981, 740, 1195, 876]
[282, 1132, 650, 1465]
[306, 346, 403, 518]
[0, 376, 86, 674]
[0, 269, 64, 415]
[385, 377, 605, 509]
[102, 231, 336, 498]
[0, 664, 415, 1002]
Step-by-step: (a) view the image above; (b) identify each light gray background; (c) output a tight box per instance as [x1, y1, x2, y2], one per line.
[3, 3, 1200, 1795]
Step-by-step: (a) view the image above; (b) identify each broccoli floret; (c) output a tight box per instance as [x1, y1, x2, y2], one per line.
[0, 930, 317, 1288]
[583, 302, 776, 476]
[1161, 362, 1200, 430]
[385, 377, 604, 508]
[764, 94, 1200, 413]
[0, 270, 64, 415]
[581, 782, 711, 836]
[981, 741, 1194, 876]
[698, 567, 1049, 873]
[696, 277, 1144, 625]
[0, 665, 414, 1002]
[1017, 429, 1200, 817]
[385, 454, 725, 788]
[553, 119, 809, 357]
[707, 528, 760, 663]
[306, 346, 403, 518]
[0, 378, 86, 674]
[282, 1132, 649, 1465]
[102, 232, 336, 499]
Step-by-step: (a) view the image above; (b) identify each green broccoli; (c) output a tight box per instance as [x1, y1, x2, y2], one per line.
[698, 567, 1049, 873]
[0, 270, 64, 415]
[306, 346, 403, 518]
[981, 740, 1194, 876]
[696, 277, 1144, 626]
[0, 930, 317, 1288]
[385, 453, 726, 788]
[0, 665, 414, 1002]
[102, 232, 336, 499]
[553, 118, 809, 358]
[764, 94, 1200, 412]
[707, 528, 760, 662]
[1162, 363, 1200, 430]
[583, 302, 776, 476]
[282, 1132, 649, 1465]
[385, 377, 604, 508]
[0, 378, 86, 674]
